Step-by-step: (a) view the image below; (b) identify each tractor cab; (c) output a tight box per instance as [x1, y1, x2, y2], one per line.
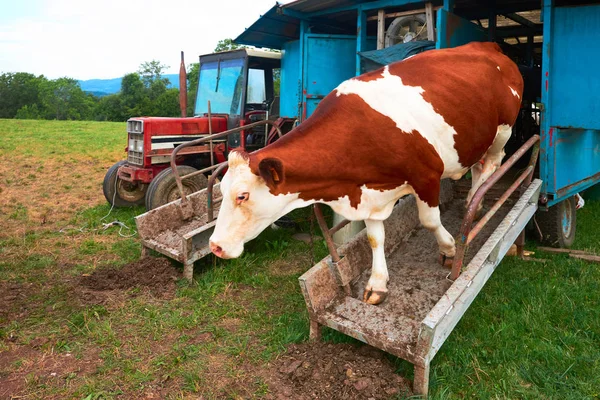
[194, 48, 281, 152]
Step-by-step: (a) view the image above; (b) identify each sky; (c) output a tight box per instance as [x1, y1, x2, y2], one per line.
[0, 0, 292, 80]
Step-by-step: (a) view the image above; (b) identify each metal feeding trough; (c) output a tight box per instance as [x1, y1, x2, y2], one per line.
[300, 137, 541, 396]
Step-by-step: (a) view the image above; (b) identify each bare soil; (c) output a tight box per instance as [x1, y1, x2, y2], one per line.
[0, 281, 38, 322]
[265, 342, 412, 399]
[76, 256, 181, 305]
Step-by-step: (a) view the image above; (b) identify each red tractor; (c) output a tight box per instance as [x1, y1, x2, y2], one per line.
[103, 48, 295, 210]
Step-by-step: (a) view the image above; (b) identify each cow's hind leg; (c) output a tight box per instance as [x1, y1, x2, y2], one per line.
[466, 124, 513, 208]
[415, 195, 456, 258]
[363, 219, 389, 305]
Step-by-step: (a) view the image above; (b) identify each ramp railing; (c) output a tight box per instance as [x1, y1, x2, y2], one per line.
[451, 134, 540, 280]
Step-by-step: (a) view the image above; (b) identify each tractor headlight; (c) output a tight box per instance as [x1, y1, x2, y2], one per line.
[129, 136, 143, 152]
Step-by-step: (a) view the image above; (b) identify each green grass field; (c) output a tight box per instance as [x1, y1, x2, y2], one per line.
[0, 119, 599, 399]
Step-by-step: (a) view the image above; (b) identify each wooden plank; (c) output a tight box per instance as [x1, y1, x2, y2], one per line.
[537, 247, 595, 256]
[366, 6, 442, 21]
[570, 253, 600, 263]
[377, 9, 385, 49]
[425, 2, 435, 41]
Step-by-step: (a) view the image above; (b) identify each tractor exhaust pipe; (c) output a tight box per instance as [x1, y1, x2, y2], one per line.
[179, 51, 188, 118]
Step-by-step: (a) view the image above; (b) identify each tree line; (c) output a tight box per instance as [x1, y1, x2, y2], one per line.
[0, 39, 275, 122]
[0, 60, 189, 122]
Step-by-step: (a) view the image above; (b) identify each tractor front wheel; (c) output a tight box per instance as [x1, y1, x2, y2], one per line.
[103, 160, 147, 207]
[145, 165, 208, 210]
[536, 196, 577, 248]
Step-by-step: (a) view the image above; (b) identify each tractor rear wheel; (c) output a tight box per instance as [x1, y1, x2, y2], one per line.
[145, 165, 208, 210]
[103, 160, 147, 207]
[536, 196, 577, 248]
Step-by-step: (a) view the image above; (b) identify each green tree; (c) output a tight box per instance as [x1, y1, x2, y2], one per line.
[120, 72, 145, 114]
[38, 77, 92, 120]
[154, 88, 181, 117]
[94, 94, 124, 121]
[186, 62, 199, 116]
[0, 72, 43, 118]
[138, 60, 170, 89]
[214, 38, 243, 52]
[15, 104, 41, 120]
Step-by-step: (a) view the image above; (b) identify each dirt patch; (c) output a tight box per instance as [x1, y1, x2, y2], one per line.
[265, 342, 411, 399]
[76, 257, 180, 304]
[269, 253, 313, 277]
[0, 281, 39, 322]
[0, 344, 102, 400]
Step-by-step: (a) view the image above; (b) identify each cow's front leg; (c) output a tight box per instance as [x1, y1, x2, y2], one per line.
[415, 197, 456, 258]
[363, 219, 389, 305]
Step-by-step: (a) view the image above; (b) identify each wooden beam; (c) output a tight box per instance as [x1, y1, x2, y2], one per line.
[570, 254, 600, 263]
[537, 247, 593, 255]
[367, 6, 441, 21]
[425, 2, 435, 41]
[377, 9, 385, 49]
[504, 12, 538, 29]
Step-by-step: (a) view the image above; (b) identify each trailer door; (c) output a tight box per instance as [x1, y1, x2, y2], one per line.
[302, 34, 356, 121]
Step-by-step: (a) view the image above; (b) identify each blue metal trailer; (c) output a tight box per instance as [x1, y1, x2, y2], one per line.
[236, 0, 600, 246]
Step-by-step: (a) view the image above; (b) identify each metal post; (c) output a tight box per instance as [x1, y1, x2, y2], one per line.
[356, 7, 367, 76]
[208, 101, 214, 167]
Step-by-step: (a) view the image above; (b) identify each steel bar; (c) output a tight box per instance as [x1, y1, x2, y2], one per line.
[313, 205, 352, 295]
[313, 205, 341, 264]
[450, 135, 540, 280]
[466, 165, 532, 244]
[208, 101, 214, 167]
[329, 218, 352, 236]
[207, 162, 228, 222]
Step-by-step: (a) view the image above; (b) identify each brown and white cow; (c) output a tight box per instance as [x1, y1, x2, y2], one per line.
[209, 42, 523, 305]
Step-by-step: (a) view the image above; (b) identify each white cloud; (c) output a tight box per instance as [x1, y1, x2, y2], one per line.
[0, 0, 290, 79]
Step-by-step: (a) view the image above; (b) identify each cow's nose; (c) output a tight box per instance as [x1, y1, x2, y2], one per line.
[210, 241, 224, 258]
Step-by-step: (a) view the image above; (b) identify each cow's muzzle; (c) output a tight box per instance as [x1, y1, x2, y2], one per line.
[210, 241, 225, 258]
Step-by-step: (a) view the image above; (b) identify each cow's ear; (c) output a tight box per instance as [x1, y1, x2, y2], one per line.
[258, 157, 285, 190]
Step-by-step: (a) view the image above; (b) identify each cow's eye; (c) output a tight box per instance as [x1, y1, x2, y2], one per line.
[236, 192, 249, 204]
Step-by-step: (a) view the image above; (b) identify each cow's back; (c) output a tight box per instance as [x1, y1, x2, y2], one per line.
[385, 42, 523, 167]
[250, 42, 523, 207]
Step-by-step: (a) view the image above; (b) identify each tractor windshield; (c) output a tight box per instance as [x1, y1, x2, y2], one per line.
[195, 58, 244, 116]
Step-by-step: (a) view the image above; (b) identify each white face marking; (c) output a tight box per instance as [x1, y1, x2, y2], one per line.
[508, 85, 520, 98]
[497, 66, 501, 71]
[335, 66, 463, 177]
[209, 154, 309, 258]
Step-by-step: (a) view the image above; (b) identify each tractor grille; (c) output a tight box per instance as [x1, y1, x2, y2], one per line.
[127, 120, 144, 165]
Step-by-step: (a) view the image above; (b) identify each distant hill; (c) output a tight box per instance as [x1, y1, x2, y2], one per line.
[79, 74, 179, 96]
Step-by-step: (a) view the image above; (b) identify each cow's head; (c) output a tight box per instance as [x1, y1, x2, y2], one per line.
[209, 151, 301, 259]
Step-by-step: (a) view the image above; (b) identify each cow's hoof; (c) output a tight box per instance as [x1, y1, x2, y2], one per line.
[438, 254, 454, 268]
[363, 289, 388, 305]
